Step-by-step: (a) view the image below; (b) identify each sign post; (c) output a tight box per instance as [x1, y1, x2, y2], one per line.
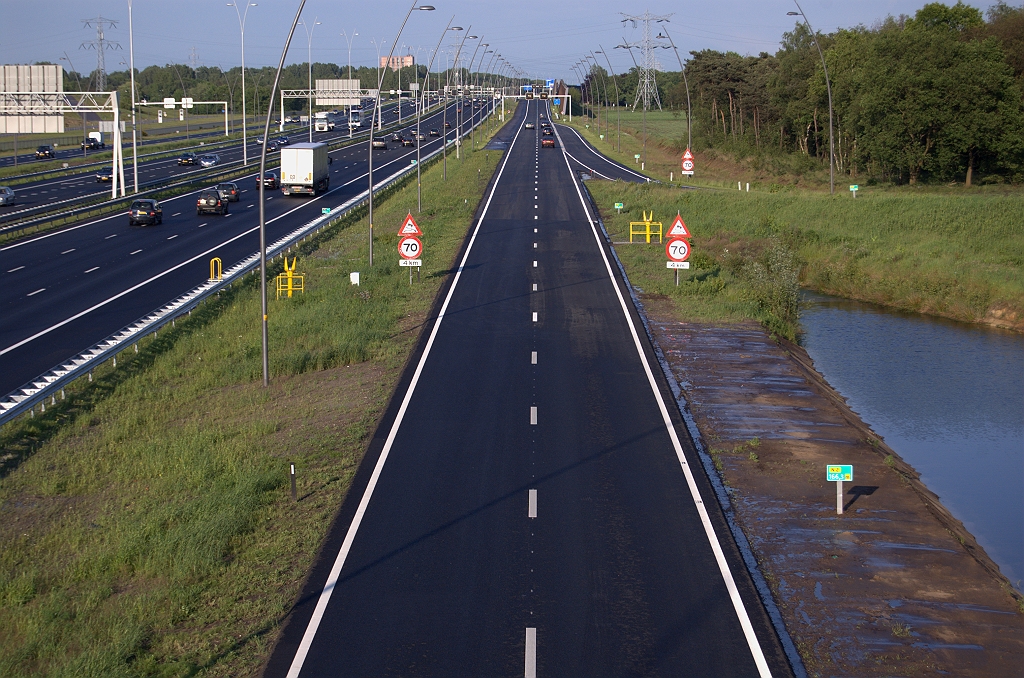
[666, 237, 691, 286]
[398, 213, 423, 283]
[827, 465, 854, 514]
[849, 184, 859, 198]
[681, 148, 695, 176]
[614, 202, 624, 214]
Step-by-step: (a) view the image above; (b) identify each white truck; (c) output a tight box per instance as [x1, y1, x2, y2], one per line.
[314, 112, 334, 132]
[279, 142, 330, 196]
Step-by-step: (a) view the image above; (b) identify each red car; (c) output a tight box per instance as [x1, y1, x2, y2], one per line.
[541, 137, 555, 148]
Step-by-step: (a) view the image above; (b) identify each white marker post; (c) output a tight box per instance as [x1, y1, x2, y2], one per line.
[827, 465, 853, 515]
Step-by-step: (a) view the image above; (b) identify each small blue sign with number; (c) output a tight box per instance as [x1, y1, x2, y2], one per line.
[827, 465, 853, 482]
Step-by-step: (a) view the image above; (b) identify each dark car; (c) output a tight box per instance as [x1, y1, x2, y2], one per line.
[196, 189, 229, 216]
[391, 132, 402, 142]
[444, 121, 452, 128]
[81, 138, 103, 150]
[35, 145, 55, 159]
[401, 137, 415, 147]
[96, 166, 113, 182]
[257, 171, 279, 189]
[541, 137, 556, 148]
[216, 182, 240, 202]
[277, 136, 290, 145]
[266, 139, 280, 152]
[128, 198, 163, 226]
[429, 128, 440, 137]
[371, 139, 387, 150]
[542, 128, 553, 136]
[177, 152, 198, 165]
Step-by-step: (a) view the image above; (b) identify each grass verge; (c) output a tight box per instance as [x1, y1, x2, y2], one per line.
[0, 126, 502, 676]
[586, 177, 1024, 334]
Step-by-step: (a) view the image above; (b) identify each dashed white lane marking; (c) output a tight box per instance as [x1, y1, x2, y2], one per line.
[533, 260, 537, 267]
[167, 234, 178, 240]
[247, 204, 255, 208]
[198, 223, 207, 228]
[533, 243, 537, 248]
[105, 234, 118, 239]
[7, 266, 25, 273]
[27, 288, 45, 296]
[532, 283, 537, 291]
[130, 249, 142, 255]
[531, 351, 537, 364]
[530, 406, 538, 425]
[61, 248, 75, 255]
[171, 212, 181, 217]
[532, 312, 538, 322]
[84, 266, 99, 273]
[534, 228, 538, 233]
[528, 489, 538, 518]
[525, 628, 537, 678]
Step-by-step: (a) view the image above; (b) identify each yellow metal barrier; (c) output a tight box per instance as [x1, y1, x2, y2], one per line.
[276, 257, 305, 299]
[629, 211, 663, 243]
[210, 257, 222, 281]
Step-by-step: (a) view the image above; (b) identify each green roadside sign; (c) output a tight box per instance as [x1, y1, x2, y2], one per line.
[614, 202, 624, 209]
[827, 465, 853, 482]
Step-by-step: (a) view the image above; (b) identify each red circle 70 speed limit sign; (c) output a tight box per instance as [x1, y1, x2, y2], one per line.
[666, 237, 691, 262]
[398, 235, 423, 259]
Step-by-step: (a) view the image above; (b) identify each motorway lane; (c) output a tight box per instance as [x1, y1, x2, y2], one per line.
[266, 99, 791, 676]
[0, 101, 421, 217]
[555, 121, 652, 183]
[0, 98, 496, 397]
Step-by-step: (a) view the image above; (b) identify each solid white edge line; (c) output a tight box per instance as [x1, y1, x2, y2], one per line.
[557, 124, 651, 182]
[551, 112, 774, 677]
[284, 101, 529, 678]
[525, 627, 537, 678]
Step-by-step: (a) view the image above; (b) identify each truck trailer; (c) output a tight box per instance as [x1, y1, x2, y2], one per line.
[279, 142, 330, 196]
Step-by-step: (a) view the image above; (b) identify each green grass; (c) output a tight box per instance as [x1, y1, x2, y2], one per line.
[587, 179, 1024, 333]
[0, 128, 502, 676]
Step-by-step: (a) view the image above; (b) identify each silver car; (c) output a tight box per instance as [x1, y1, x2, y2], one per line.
[199, 154, 220, 168]
[0, 186, 14, 205]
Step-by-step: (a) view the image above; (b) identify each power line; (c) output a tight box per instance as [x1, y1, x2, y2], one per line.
[620, 10, 671, 112]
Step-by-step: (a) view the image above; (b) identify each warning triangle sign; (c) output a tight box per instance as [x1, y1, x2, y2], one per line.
[682, 148, 694, 161]
[398, 213, 423, 236]
[667, 213, 691, 238]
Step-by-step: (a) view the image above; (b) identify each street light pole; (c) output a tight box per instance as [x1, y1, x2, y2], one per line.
[655, 25, 692, 152]
[127, 0, 139, 193]
[789, 3, 834, 194]
[228, 1, 257, 165]
[342, 29, 358, 139]
[299, 17, 321, 143]
[371, 37, 388, 131]
[258, 0, 307, 387]
[421, 16, 456, 211]
[598, 46, 622, 153]
[367, 3, 435, 267]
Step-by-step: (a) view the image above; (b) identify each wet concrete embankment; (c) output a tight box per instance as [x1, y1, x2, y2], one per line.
[637, 301, 1024, 677]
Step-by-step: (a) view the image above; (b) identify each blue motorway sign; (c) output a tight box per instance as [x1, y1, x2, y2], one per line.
[553, 98, 561, 105]
[826, 465, 853, 482]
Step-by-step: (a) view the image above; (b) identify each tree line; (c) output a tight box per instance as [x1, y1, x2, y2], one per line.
[578, 2, 1024, 185]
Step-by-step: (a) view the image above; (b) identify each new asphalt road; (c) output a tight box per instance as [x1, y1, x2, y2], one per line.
[0, 97, 494, 398]
[265, 99, 794, 677]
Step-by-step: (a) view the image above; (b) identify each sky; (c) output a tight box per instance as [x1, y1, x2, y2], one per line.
[1, 0, 1007, 84]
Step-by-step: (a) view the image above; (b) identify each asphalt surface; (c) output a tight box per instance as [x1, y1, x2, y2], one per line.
[264, 99, 793, 677]
[0, 97, 494, 398]
[0, 100, 424, 219]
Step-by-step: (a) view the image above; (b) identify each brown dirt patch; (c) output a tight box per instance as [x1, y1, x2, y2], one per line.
[642, 302, 1024, 677]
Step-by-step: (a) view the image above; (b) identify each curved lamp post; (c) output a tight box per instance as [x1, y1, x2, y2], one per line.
[298, 17, 321, 142]
[342, 29, 358, 138]
[655, 25, 691, 152]
[788, 3, 834, 194]
[227, 1, 257, 165]
[367, 3, 435, 267]
[596, 47, 622, 151]
[420, 15, 457, 211]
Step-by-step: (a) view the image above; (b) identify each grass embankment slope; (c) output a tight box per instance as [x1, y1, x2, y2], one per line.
[0, 134, 502, 676]
[564, 114, 1024, 333]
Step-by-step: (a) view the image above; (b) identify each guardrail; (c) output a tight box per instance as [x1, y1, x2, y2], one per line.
[0, 105, 494, 428]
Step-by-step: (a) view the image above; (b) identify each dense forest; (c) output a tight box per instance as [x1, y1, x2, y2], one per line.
[577, 2, 1024, 185]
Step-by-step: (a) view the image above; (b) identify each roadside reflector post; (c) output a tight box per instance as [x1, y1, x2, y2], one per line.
[350, 271, 360, 286]
[827, 465, 853, 515]
[290, 463, 296, 501]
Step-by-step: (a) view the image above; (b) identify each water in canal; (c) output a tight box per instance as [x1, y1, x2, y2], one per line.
[799, 292, 1024, 591]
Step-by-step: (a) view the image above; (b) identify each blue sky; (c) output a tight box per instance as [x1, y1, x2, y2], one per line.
[1, 1, 1006, 82]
